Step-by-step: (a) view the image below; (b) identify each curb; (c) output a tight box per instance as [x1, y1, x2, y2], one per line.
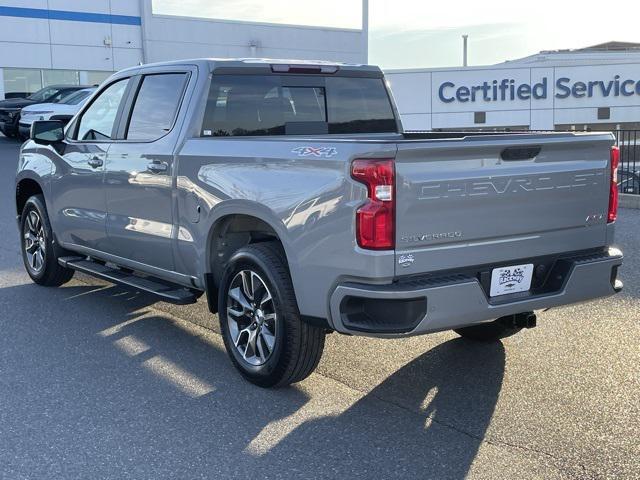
[620, 194, 640, 210]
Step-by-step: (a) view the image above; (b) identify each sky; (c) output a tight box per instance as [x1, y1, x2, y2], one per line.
[152, 0, 640, 69]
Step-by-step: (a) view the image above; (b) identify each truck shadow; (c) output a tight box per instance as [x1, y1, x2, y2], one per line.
[0, 281, 505, 479]
[264, 338, 505, 479]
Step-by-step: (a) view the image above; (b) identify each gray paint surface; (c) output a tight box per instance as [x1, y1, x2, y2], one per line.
[14, 58, 622, 333]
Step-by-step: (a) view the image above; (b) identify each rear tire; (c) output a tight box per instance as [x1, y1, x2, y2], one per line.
[20, 195, 75, 287]
[218, 242, 325, 388]
[454, 318, 522, 342]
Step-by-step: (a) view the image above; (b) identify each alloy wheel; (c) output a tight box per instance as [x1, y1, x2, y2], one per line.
[226, 270, 277, 366]
[23, 210, 46, 274]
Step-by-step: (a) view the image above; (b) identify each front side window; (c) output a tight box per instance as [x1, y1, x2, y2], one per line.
[201, 74, 396, 137]
[126, 73, 188, 141]
[76, 79, 129, 141]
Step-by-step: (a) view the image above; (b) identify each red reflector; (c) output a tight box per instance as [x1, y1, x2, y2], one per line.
[609, 146, 620, 223]
[611, 145, 620, 169]
[351, 159, 395, 250]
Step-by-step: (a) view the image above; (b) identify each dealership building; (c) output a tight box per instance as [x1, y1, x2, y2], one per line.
[0, 0, 368, 99]
[386, 42, 640, 131]
[2, 3, 639, 134]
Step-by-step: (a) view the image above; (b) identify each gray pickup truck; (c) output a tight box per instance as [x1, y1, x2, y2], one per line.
[15, 59, 623, 387]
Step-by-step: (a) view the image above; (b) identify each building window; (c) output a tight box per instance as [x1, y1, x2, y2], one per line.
[3, 68, 42, 98]
[597, 107, 611, 120]
[42, 69, 80, 87]
[474, 112, 486, 124]
[81, 71, 113, 86]
[2, 68, 114, 100]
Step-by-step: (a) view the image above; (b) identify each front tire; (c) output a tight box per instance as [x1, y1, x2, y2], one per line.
[20, 195, 75, 287]
[218, 242, 325, 388]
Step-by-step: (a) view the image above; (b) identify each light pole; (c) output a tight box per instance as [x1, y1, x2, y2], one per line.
[362, 0, 369, 63]
[462, 34, 469, 67]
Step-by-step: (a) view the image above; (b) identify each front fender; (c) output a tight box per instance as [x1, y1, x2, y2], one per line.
[15, 141, 54, 217]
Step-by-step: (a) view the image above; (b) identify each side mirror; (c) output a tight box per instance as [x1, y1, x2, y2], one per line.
[30, 120, 64, 145]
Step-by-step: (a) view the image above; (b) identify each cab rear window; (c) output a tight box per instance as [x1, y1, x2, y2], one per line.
[201, 75, 397, 136]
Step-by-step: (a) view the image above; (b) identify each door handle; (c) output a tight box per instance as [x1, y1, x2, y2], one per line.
[87, 156, 103, 168]
[147, 161, 168, 173]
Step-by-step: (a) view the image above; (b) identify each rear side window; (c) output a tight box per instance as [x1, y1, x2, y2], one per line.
[202, 75, 396, 136]
[126, 73, 188, 141]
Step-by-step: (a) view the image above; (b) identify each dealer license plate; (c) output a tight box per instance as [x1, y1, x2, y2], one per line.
[490, 263, 534, 297]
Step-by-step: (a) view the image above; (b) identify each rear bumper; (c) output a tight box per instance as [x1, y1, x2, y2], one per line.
[329, 248, 623, 337]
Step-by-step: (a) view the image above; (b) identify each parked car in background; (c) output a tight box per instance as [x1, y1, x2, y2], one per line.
[18, 88, 97, 139]
[618, 169, 640, 194]
[0, 84, 93, 138]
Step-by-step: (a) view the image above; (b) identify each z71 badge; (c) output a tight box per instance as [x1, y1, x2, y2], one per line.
[292, 146, 338, 158]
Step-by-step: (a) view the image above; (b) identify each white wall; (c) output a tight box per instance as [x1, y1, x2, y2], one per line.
[139, 0, 367, 64]
[386, 60, 640, 130]
[0, 0, 367, 78]
[0, 0, 143, 72]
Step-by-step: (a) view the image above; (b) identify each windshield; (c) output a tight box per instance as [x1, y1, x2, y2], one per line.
[50, 89, 80, 103]
[62, 89, 94, 105]
[27, 86, 62, 102]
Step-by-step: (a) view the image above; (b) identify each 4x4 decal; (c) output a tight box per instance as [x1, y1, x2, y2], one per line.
[292, 146, 338, 158]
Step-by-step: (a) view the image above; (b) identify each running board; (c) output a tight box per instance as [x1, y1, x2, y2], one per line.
[59, 257, 200, 305]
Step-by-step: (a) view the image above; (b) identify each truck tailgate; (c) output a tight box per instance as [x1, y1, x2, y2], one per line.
[394, 133, 614, 276]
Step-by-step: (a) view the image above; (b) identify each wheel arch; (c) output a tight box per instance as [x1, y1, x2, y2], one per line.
[202, 205, 296, 314]
[206, 213, 290, 284]
[15, 177, 45, 219]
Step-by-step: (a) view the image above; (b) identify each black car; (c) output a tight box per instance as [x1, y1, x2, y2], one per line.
[0, 84, 93, 138]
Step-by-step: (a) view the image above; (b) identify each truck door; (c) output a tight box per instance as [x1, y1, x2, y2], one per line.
[49, 78, 131, 252]
[103, 71, 190, 272]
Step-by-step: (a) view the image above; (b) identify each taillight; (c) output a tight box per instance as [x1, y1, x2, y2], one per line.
[351, 159, 395, 250]
[608, 146, 620, 223]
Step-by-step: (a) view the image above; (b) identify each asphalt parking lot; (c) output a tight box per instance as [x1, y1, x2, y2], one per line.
[0, 135, 638, 479]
